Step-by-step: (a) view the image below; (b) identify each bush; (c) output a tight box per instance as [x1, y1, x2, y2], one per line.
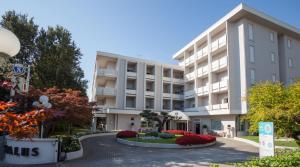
[145, 132, 159, 137]
[175, 134, 216, 146]
[162, 130, 187, 135]
[235, 150, 300, 167]
[116, 131, 137, 138]
[159, 133, 175, 139]
[61, 136, 81, 153]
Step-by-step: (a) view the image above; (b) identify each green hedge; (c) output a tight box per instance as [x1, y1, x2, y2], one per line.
[235, 150, 300, 167]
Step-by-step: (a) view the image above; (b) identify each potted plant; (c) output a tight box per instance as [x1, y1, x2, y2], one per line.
[202, 124, 208, 134]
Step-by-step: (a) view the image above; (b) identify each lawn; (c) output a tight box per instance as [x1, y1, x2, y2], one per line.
[125, 136, 181, 144]
[240, 136, 299, 147]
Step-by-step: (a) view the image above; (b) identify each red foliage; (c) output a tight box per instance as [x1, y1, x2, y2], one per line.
[162, 130, 187, 135]
[175, 133, 216, 146]
[116, 131, 137, 138]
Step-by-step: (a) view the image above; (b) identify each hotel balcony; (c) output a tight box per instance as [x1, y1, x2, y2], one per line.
[96, 87, 116, 96]
[146, 65, 155, 80]
[211, 34, 226, 53]
[185, 71, 195, 81]
[126, 89, 136, 95]
[212, 103, 228, 110]
[197, 105, 209, 111]
[146, 74, 155, 80]
[97, 68, 117, 78]
[211, 56, 227, 72]
[212, 80, 228, 93]
[145, 98, 154, 110]
[185, 54, 195, 66]
[196, 46, 208, 61]
[184, 89, 196, 99]
[197, 86, 209, 96]
[163, 93, 172, 98]
[163, 68, 172, 82]
[145, 91, 155, 97]
[197, 65, 208, 78]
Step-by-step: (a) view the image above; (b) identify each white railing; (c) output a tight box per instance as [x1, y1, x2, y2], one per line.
[163, 93, 171, 98]
[184, 89, 195, 98]
[146, 74, 155, 80]
[211, 34, 227, 52]
[97, 68, 117, 77]
[145, 91, 155, 96]
[185, 71, 195, 81]
[127, 71, 137, 77]
[197, 65, 208, 77]
[172, 94, 184, 99]
[179, 61, 185, 67]
[212, 80, 228, 92]
[211, 56, 227, 71]
[96, 87, 116, 96]
[197, 85, 209, 95]
[163, 77, 172, 82]
[126, 89, 136, 94]
[212, 103, 228, 110]
[185, 54, 195, 66]
[197, 46, 208, 60]
[173, 78, 184, 84]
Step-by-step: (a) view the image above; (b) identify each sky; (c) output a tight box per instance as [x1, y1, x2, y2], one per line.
[1, 0, 300, 99]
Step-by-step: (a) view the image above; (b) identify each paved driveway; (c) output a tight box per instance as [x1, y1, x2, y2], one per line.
[1, 135, 258, 167]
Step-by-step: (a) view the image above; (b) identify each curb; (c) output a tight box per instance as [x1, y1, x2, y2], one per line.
[116, 138, 216, 149]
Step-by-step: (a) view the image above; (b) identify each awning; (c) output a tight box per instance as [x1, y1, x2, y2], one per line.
[169, 110, 190, 121]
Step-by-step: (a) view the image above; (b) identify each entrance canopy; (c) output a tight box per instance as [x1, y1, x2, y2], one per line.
[169, 110, 190, 121]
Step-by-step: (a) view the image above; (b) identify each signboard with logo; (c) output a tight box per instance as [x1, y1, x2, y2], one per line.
[259, 122, 274, 158]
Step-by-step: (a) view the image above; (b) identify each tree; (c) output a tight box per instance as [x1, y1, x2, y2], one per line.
[244, 81, 300, 146]
[0, 11, 38, 65]
[140, 110, 174, 132]
[32, 26, 87, 94]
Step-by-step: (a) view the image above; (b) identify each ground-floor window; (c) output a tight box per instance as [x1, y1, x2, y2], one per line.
[211, 119, 222, 130]
[176, 122, 186, 130]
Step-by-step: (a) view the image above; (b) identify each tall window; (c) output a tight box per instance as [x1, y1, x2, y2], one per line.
[272, 74, 276, 82]
[288, 58, 293, 67]
[271, 52, 275, 63]
[270, 32, 274, 42]
[249, 46, 255, 63]
[287, 39, 291, 48]
[211, 120, 222, 130]
[248, 24, 253, 40]
[250, 69, 255, 85]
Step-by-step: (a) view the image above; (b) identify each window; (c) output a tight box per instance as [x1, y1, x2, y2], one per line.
[272, 74, 276, 82]
[249, 46, 255, 63]
[248, 24, 253, 40]
[270, 32, 274, 42]
[271, 52, 275, 63]
[287, 39, 291, 48]
[211, 120, 222, 130]
[288, 58, 293, 67]
[250, 69, 255, 85]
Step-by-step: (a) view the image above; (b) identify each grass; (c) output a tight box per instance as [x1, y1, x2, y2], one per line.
[125, 136, 181, 144]
[240, 136, 299, 147]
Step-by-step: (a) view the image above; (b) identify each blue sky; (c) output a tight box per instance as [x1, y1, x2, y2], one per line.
[1, 0, 299, 99]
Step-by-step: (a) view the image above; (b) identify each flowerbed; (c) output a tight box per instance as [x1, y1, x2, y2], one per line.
[116, 130, 137, 138]
[175, 134, 216, 146]
[162, 130, 186, 135]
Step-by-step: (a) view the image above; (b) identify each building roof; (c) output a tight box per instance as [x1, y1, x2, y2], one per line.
[172, 3, 300, 60]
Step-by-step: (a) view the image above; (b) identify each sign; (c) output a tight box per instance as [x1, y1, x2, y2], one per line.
[259, 122, 274, 158]
[12, 64, 26, 75]
[4, 145, 39, 157]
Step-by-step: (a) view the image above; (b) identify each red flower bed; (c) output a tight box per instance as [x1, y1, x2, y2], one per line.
[162, 130, 187, 135]
[175, 134, 216, 146]
[116, 131, 137, 138]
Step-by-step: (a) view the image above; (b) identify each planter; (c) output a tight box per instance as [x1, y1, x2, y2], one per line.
[65, 141, 83, 161]
[4, 136, 59, 165]
[116, 138, 216, 149]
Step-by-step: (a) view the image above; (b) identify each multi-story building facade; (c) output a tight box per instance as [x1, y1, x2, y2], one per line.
[92, 3, 300, 136]
[91, 52, 185, 132]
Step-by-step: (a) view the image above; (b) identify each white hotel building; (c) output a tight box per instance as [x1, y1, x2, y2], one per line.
[91, 3, 300, 137]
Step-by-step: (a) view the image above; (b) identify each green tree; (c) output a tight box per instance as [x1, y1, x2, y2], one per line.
[0, 11, 38, 65]
[245, 81, 300, 146]
[140, 110, 173, 132]
[32, 26, 87, 94]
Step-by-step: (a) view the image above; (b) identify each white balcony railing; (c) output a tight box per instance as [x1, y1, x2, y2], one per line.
[97, 68, 117, 77]
[127, 71, 137, 77]
[212, 80, 228, 92]
[146, 74, 155, 80]
[197, 85, 209, 96]
[163, 93, 172, 98]
[211, 34, 227, 52]
[173, 78, 184, 84]
[185, 71, 195, 81]
[212, 103, 228, 110]
[172, 94, 184, 99]
[197, 65, 208, 78]
[184, 89, 195, 98]
[96, 87, 116, 96]
[163, 77, 172, 82]
[211, 56, 227, 71]
[145, 91, 155, 96]
[178, 61, 185, 67]
[185, 54, 195, 66]
[126, 89, 136, 94]
[197, 46, 208, 60]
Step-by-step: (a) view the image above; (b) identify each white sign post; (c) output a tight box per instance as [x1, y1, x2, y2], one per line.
[259, 122, 275, 158]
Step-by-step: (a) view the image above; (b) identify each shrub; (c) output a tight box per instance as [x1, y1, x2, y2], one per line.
[175, 134, 216, 145]
[145, 132, 159, 137]
[235, 150, 300, 167]
[159, 133, 175, 139]
[162, 130, 187, 135]
[116, 131, 137, 138]
[61, 136, 81, 153]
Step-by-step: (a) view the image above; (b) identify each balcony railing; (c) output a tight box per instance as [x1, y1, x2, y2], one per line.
[145, 91, 155, 96]
[212, 56, 227, 71]
[185, 71, 195, 81]
[163, 93, 172, 98]
[212, 80, 228, 92]
[184, 89, 195, 98]
[197, 86, 209, 96]
[96, 87, 116, 96]
[211, 34, 226, 52]
[197, 65, 208, 78]
[197, 46, 208, 60]
[126, 89, 137, 94]
[178, 61, 185, 67]
[185, 54, 195, 66]
[127, 71, 137, 77]
[97, 68, 117, 77]
[163, 76, 172, 82]
[146, 74, 155, 80]
[172, 94, 184, 99]
[212, 103, 228, 110]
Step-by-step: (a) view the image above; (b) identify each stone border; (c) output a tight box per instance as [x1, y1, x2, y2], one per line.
[116, 138, 216, 149]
